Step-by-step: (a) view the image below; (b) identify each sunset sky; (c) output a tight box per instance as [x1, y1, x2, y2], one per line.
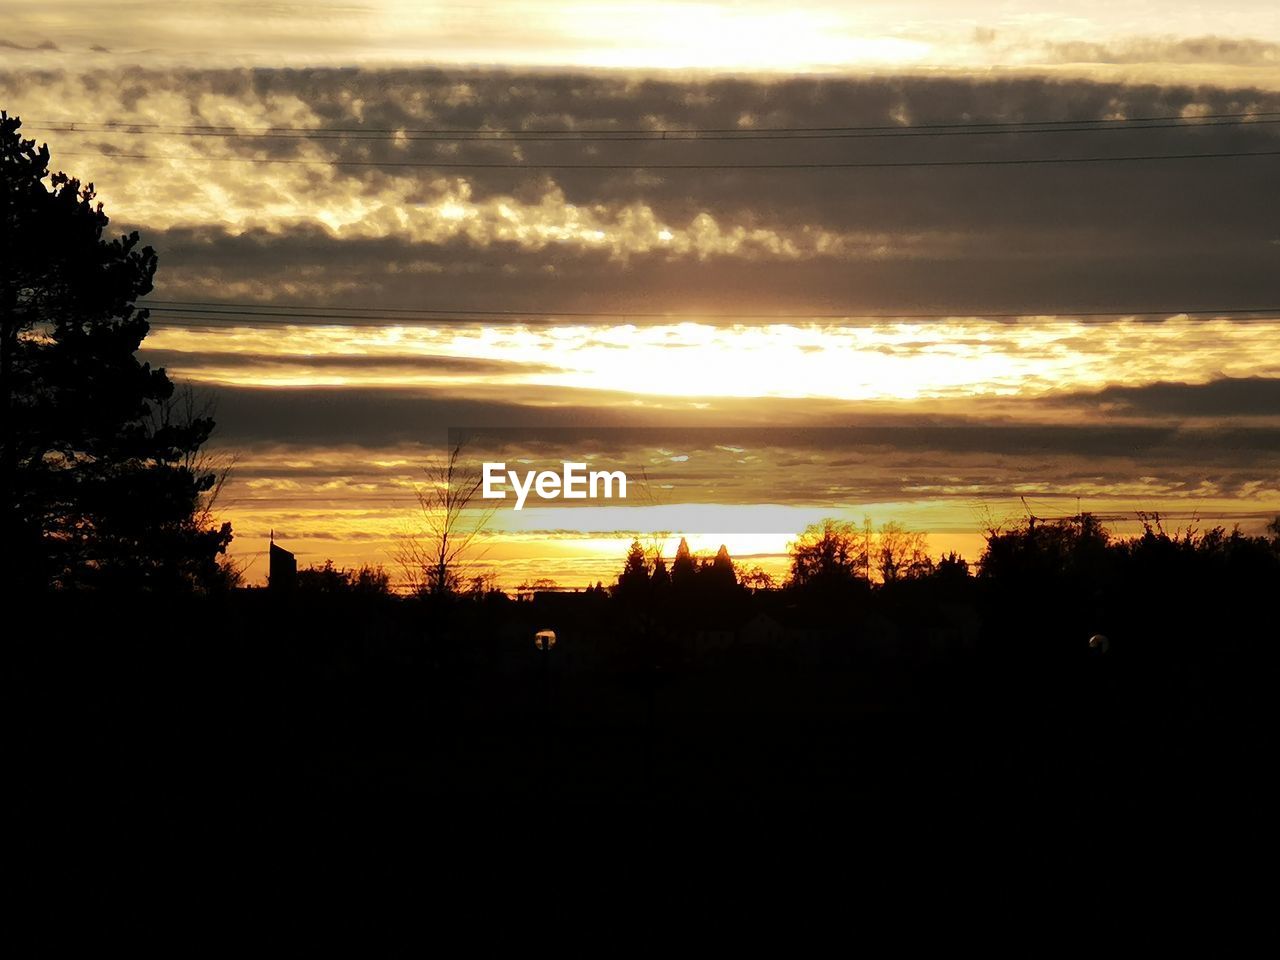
[3, 1, 1279, 586]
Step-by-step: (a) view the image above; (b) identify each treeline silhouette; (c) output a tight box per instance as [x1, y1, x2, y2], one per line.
[307, 513, 1275, 677]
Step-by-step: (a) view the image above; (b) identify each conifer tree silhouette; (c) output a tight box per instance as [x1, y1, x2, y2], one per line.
[0, 113, 232, 592]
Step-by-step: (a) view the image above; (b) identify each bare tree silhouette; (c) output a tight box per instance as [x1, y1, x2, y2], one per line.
[155, 385, 241, 586]
[633, 465, 674, 573]
[786, 519, 868, 588]
[875, 521, 932, 583]
[395, 439, 496, 595]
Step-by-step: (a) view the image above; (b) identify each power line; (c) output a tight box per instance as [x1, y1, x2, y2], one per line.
[24, 114, 1280, 143]
[23, 109, 1280, 138]
[55, 148, 1280, 170]
[137, 299, 1280, 326]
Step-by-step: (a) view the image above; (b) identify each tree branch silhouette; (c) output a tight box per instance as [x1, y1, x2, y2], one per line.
[396, 438, 496, 595]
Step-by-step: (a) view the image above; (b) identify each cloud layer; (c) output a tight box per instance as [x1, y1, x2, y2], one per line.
[2, 59, 1278, 584]
[4, 2, 1280, 80]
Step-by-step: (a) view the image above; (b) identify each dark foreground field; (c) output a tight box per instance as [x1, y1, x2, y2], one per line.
[11, 587, 1272, 923]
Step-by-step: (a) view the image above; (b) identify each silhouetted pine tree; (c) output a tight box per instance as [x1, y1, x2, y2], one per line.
[651, 552, 671, 591]
[0, 113, 232, 592]
[708, 544, 737, 588]
[671, 536, 696, 588]
[614, 538, 650, 602]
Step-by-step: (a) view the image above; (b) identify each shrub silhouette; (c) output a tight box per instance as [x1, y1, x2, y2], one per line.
[297, 560, 392, 596]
